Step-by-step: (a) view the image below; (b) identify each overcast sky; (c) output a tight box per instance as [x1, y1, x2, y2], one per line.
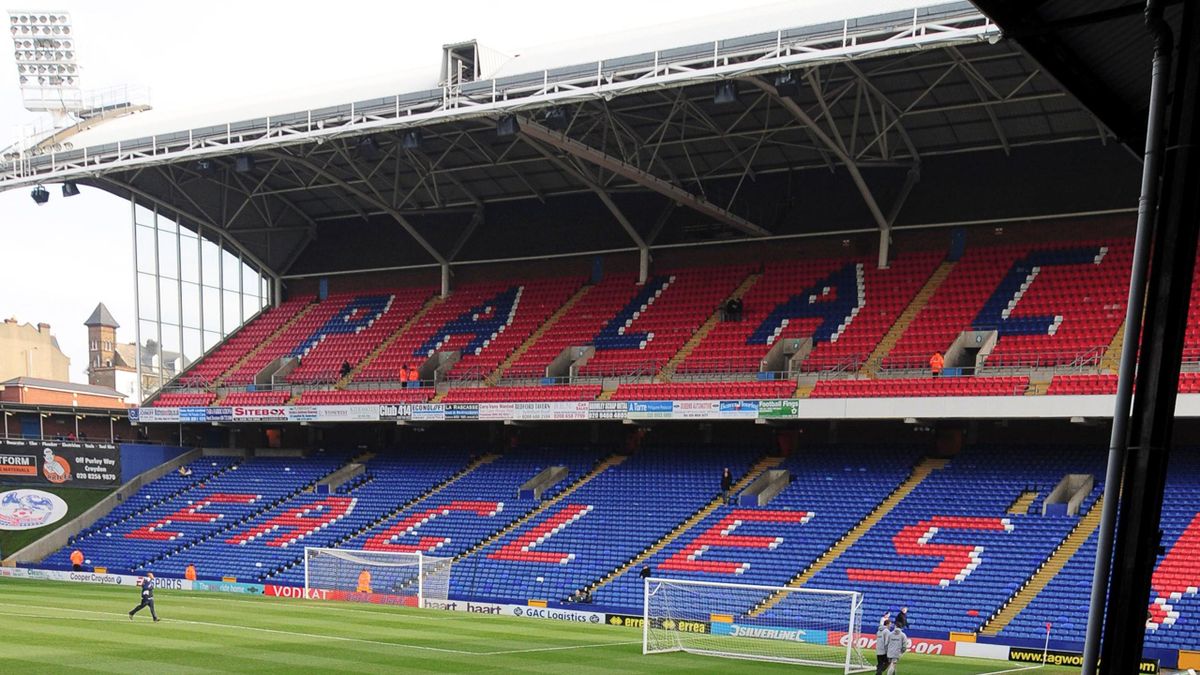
[0, 0, 935, 383]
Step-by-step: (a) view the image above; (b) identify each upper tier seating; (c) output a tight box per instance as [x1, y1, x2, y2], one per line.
[802, 445, 1105, 635]
[295, 388, 435, 405]
[178, 297, 312, 386]
[151, 392, 216, 407]
[450, 445, 761, 604]
[224, 293, 377, 386]
[576, 266, 752, 377]
[285, 289, 436, 384]
[504, 274, 648, 379]
[610, 381, 796, 401]
[1183, 251, 1200, 363]
[592, 446, 920, 611]
[680, 253, 941, 375]
[356, 278, 581, 383]
[886, 241, 1131, 370]
[440, 384, 602, 403]
[809, 376, 1029, 398]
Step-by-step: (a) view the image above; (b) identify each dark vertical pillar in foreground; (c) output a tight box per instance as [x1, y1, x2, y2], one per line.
[1099, 1, 1200, 671]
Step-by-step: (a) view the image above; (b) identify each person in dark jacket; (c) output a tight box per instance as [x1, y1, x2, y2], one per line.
[129, 572, 159, 622]
[895, 606, 909, 630]
[721, 467, 733, 504]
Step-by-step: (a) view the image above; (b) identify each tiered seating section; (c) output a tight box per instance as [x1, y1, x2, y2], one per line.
[805, 444, 1104, 635]
[610, 381, 795, 401]
[451, 446, 760, 603]
[285, 289, 435, 384]
[36, 443, 1200, 654]
[295, 388, 435, 405]
[592, 446, 920, 610]
[575, 266, 750, 377]
[680, 253, 940, 374]
[152, 392, 216, 407]
[222, 390, 291, 407]
[1047, 372, 1200, 395]
[151, 233, 1187, 407]
[178, 297, 312, 386]
[810, 376, 1029, 398]
[440, 384, 602, 403]
[999, 449, 1200, 650]
[886, 241, 1131, 370]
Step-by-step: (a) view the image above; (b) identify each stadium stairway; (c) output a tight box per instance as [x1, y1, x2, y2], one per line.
[1007, 490, 1039, 515]
[451, 454, 628, 563]
[338, 294, 445, 388]
[749, 457, 949, 617]
[858, 260, 956, 378]
[485, 283, 593, 384]
[979, 496, 1104, 636]
[572, 454, 784, 598]
[657, 272, 762, 383]
[213, 301, 317, 389]
[793, 381, 816, 399]
[1100, 319, 1126, 372]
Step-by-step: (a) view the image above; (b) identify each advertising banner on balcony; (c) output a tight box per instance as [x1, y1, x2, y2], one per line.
[0, 440, 121, 488]
[757, 399, 800, 419]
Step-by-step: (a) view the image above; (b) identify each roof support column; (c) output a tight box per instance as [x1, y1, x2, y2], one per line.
[441, 263, 451, 298]
[746, 76, 894, 267]
[879, 164, 921, 269]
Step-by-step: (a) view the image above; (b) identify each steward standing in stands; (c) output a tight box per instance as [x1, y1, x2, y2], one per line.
[929, 352, 944, 377]
[129, 572, 160, 622]
[70, 548, 84, 572]
[720, 467, 733, 504]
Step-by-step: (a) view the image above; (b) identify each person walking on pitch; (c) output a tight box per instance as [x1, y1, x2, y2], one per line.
[129, 572, 160, 622]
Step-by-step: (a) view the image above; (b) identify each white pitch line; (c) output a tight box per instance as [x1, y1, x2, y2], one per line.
[0, 603, 473, 655]
[976, 663, 1043, 675]
[0, 601, 637, 658]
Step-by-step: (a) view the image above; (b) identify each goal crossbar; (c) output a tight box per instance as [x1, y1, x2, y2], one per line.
[303, 547, 451, 608]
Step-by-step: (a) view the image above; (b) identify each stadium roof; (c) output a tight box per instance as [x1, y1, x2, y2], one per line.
[0, 1, 1142, 280]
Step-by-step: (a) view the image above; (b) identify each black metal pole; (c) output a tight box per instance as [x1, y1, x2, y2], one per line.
[1099, 0, 1200, 671]
[1081, 1, 1172, 671]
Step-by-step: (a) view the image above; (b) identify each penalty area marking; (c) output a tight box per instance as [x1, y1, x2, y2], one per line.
[976, 663, 1044, 674]
[0, 603, 640, 657]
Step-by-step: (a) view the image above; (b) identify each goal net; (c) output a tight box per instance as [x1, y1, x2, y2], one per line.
[304, 548, 451, 608]
[644, 578, 872, 673]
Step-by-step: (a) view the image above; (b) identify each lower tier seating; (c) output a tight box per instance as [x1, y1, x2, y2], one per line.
[810, 376, 1029, 398]
[610, 381, 796, 401]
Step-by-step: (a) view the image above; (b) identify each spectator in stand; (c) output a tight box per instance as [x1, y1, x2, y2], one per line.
[340, 361, 352, 379]
[895, 606, 909, 630]
[70, 548, 84, 572]
[720, 467, 733, 504]
[408, 365, 421, 384]
[185, 564, 197, 582]
[639, 565, 652, 580]
[930, 352, 944, 377]
[401, 363, 411, 384]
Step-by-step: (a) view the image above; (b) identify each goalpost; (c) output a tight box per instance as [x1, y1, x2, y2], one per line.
[304, 548, 451, 608]
[643, 578, 873, 673]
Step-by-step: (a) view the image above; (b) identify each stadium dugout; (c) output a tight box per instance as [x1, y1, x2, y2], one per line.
[3, 1, 1200, 672]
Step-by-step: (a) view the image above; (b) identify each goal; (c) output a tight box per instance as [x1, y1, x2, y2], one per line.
[304, 548, 451, 608]
[643, 578, 872, 673]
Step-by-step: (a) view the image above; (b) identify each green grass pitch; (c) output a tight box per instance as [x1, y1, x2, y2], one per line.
[0, 577, 1076, 674]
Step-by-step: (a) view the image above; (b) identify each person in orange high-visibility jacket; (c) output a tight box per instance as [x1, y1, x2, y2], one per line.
[930, 352, 945, 377]
[185, 564, 197, 582]
[70, 549, 84, 571]
[356, 569, 372, 593]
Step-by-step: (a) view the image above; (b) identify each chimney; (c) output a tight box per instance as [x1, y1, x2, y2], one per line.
[3, 317, 15, 324]
[37, 322, 51, 333]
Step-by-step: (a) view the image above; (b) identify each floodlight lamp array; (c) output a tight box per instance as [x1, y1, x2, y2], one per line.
[8, 10, 78, 88]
